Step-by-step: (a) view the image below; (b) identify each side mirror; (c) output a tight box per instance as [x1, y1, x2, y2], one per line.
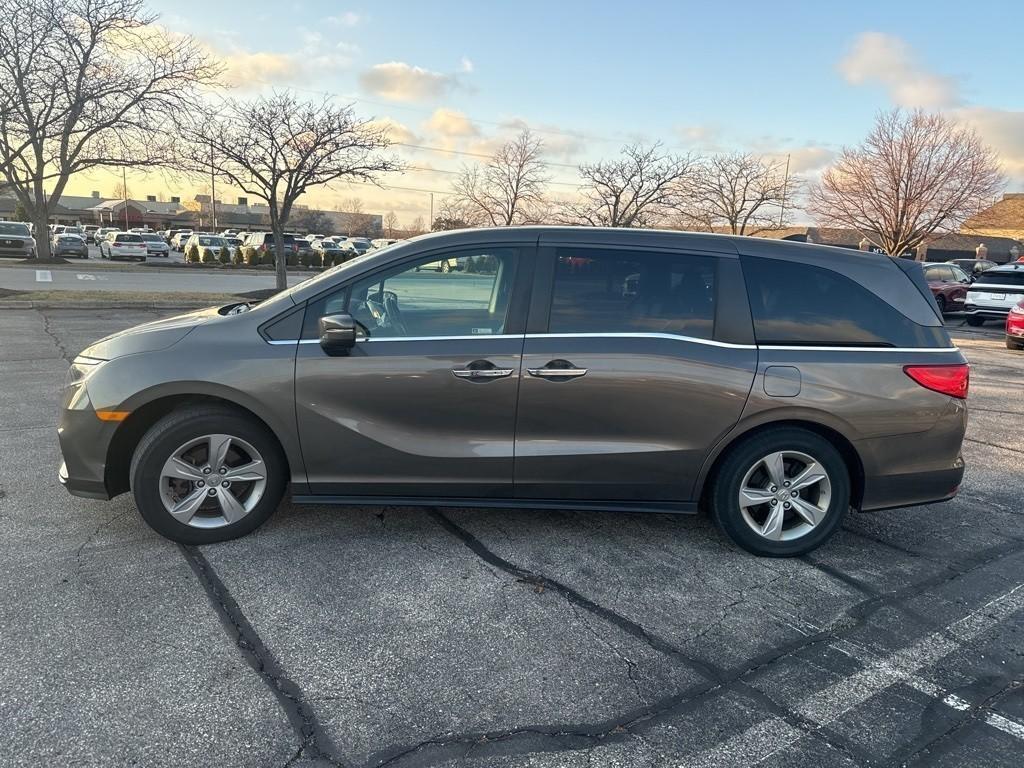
[319, 313, 357, 355]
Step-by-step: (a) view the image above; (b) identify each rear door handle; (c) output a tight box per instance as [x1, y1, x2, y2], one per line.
[527, 360, 588, 379]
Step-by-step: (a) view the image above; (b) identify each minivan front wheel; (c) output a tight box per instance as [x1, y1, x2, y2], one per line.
[130, 406, 286, 544]
[710, 429, 849, 557]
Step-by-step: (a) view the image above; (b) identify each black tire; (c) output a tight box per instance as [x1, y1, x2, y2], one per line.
[709, 427, 850, 557]
[441, 260, 450, 273]
[1007, 337, 1024, 351]
[935, 295, 946, 315]
[130, 406, 287, 544]
[966, 316, 985, 327]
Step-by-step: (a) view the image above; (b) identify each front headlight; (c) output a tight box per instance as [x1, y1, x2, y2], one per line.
[64, 356, 105, 388]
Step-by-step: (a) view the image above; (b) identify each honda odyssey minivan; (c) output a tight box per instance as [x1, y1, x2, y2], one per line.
[58, 228, 968, 556]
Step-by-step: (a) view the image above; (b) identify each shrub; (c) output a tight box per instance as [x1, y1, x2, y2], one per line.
[287, 248, 299, 267]
[242, 246, 260, 265]
[218, 246, 232, 264]
[201, 247, 219, 264]
[260, 248, 275, 266]
[185, 242, 200, 263]
[232, 247, 245, 266]
[301, 249, 320, 268]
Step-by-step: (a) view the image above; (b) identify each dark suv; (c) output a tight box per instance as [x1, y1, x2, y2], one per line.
[57, 228, 968, 556]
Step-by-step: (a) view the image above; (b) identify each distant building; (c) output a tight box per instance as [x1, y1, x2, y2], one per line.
[962, 193, 1024, 242]
[0, 190, 382, 236]
[757, 226, 1021, 264]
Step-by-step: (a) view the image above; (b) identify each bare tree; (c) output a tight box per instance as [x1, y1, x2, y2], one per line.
[111, 182, 132, 201]
[408, 215, 426, 235]
[449, 129, 549, 226]
[809, 110, 1004, 256]
[383, 210, 399, 237]
[560, 143, 697, 227]
[339, 196, 364, 214]
[0, 0, 217, 259]
[686, 153, 794, 235]
[180, 92, 400, 289]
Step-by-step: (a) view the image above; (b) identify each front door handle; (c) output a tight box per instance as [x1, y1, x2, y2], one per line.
[527, 360, 588, 379]
[452, 360, 514, 380]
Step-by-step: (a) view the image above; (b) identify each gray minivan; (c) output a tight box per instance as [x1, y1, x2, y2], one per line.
[58, 228, 968, 556]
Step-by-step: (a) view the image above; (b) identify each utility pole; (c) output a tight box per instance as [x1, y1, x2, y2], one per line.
[429, 192, 434, 230]
[122, 168, 129, 230]
[778, 153, 791, 229]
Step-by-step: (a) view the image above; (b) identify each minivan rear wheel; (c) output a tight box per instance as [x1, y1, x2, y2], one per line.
[130, 406, 286, 544]
[965, 316, 985, 327]
[709, 428, 849, 557]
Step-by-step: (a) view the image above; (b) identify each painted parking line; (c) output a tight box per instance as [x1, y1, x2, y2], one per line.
[689, 584, 1024, 767]
[76, 273, 107, 281]
[35, 270, 51, 282]
[906, 676, 1024, 741]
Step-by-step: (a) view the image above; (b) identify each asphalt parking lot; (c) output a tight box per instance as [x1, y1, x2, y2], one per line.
[0, 307, 1021, 768]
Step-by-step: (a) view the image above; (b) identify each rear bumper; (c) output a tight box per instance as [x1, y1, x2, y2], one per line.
[963, 304, 1010, 318]
[858, 459, 964, 512]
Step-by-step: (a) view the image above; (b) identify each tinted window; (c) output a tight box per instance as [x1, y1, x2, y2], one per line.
[115, 234, 143, 243]
[547, 248, 716, 339]
[974, 269, 1024, 287]
[139, 233, 162, 242]
[302, 248, 519, 339]
[742, 256, 949, 347]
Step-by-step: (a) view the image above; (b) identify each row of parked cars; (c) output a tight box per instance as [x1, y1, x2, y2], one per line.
[156, 228, 400, 262]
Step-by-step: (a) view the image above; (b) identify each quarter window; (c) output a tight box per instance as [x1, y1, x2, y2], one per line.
[741, 256, 950, 347]
[302, 248, 519, 339]
[547, 248, 716, 339]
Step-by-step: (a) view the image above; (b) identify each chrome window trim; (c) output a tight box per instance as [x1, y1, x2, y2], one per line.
[267, 332, 959, 353]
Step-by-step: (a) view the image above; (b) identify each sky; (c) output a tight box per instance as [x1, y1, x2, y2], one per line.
[67, 0, 1024, 226]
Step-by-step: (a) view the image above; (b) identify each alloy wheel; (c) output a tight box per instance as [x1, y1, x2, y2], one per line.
[738, 450, 832, 542]
[158, 434, 267, 529]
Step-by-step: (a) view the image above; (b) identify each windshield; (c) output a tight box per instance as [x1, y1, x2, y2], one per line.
[140, 234, 162, 242]
[115, 234, 143, 243]
[0, 223, 31, 236]
[199, 236, 227, 247]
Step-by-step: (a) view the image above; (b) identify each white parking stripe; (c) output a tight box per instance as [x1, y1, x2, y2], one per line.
[688, 584, 1024, 766]
[906, 676, 1024, 739]
[35, 270, 51, 282]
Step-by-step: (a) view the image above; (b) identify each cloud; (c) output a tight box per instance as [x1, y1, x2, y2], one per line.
[222, 51, 303, 89]
[368, 116, 420, 146]
[953, 107, 1024, 185]
[211, 38, 357, 90]
[839, 32, 958, 108]
[359, 61, 459, 102]
[326, 12, 360, 27]
[459, 57, 474, 74]
[423, 108, 479, 140]
[780, 146, 836, 174]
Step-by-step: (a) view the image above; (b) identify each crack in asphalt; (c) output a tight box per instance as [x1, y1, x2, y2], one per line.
[359, 511, 1024, 768]
[38, 308, 74, 364]
[179, 544, 345, 768]
[964, 436, 1019, 453]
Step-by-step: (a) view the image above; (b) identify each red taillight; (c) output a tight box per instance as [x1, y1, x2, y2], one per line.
[904, 364, 969, 399]
[1007, 301, 1024, 336]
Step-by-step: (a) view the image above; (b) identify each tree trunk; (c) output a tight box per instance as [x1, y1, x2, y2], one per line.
[32, 208, 51, 260]
[269, 206, 287, 291]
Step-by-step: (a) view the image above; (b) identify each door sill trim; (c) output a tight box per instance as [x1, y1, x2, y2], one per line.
[290, 494, 699, 515]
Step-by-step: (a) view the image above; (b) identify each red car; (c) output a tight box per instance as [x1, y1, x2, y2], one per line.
[1006, 299, 1024, 350]
[922, 263, 972, 315]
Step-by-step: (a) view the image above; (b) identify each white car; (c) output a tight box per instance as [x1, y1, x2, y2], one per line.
[183, 233, 230, 261]
[138, 232, 170, 257]
[963, 263, 1024, 326]
[100, 232, 147, 261]
[170, 231, 194, 251]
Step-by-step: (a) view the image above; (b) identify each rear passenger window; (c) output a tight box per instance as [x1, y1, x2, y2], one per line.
[974, 270, 1024, 287]
[548, 248, 716, 339]
[742, 257, 949, 348]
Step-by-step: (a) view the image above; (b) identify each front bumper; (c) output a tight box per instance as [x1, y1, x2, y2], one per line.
[57, 390, 117, 500]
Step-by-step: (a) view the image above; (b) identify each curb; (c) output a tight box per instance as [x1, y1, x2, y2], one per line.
[0, 300, 215, 310]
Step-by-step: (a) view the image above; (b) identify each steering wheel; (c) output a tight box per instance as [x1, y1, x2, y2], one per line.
[364, 290, 409, 336]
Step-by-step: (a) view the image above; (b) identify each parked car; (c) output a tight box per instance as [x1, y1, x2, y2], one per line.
[1006, 299, 1024, 351]
[225, 236, 243, 256]
[311, 238, 343, 263]
[963, 263, 1024, 326]
[371, 238, 400, 250]
[183, 234, 230, 261]
[170, 231, 194, 251]
[0, 221, 37, 258]
[415, 255, 461, 273]
[83, 225, 100, 244]
[922, 263, 971, 314]
[292, 237, 314, 261]
[53, 234, 89, 259]
[947, 258, 997, 276]
[138, 232, 170, 257]
[99, 231, 147, 261]
[96, 227, 119, 242]
[57, 228, 968, 557]
[242, 232, 299, 256]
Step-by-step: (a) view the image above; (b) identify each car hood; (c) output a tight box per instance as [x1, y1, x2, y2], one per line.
[80, 306, 223, 360]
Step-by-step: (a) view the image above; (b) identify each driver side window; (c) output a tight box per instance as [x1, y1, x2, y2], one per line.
[302, 248, 519, 340]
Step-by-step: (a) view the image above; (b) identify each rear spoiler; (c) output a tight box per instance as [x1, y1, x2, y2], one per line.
[892, 257, 942, 321]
